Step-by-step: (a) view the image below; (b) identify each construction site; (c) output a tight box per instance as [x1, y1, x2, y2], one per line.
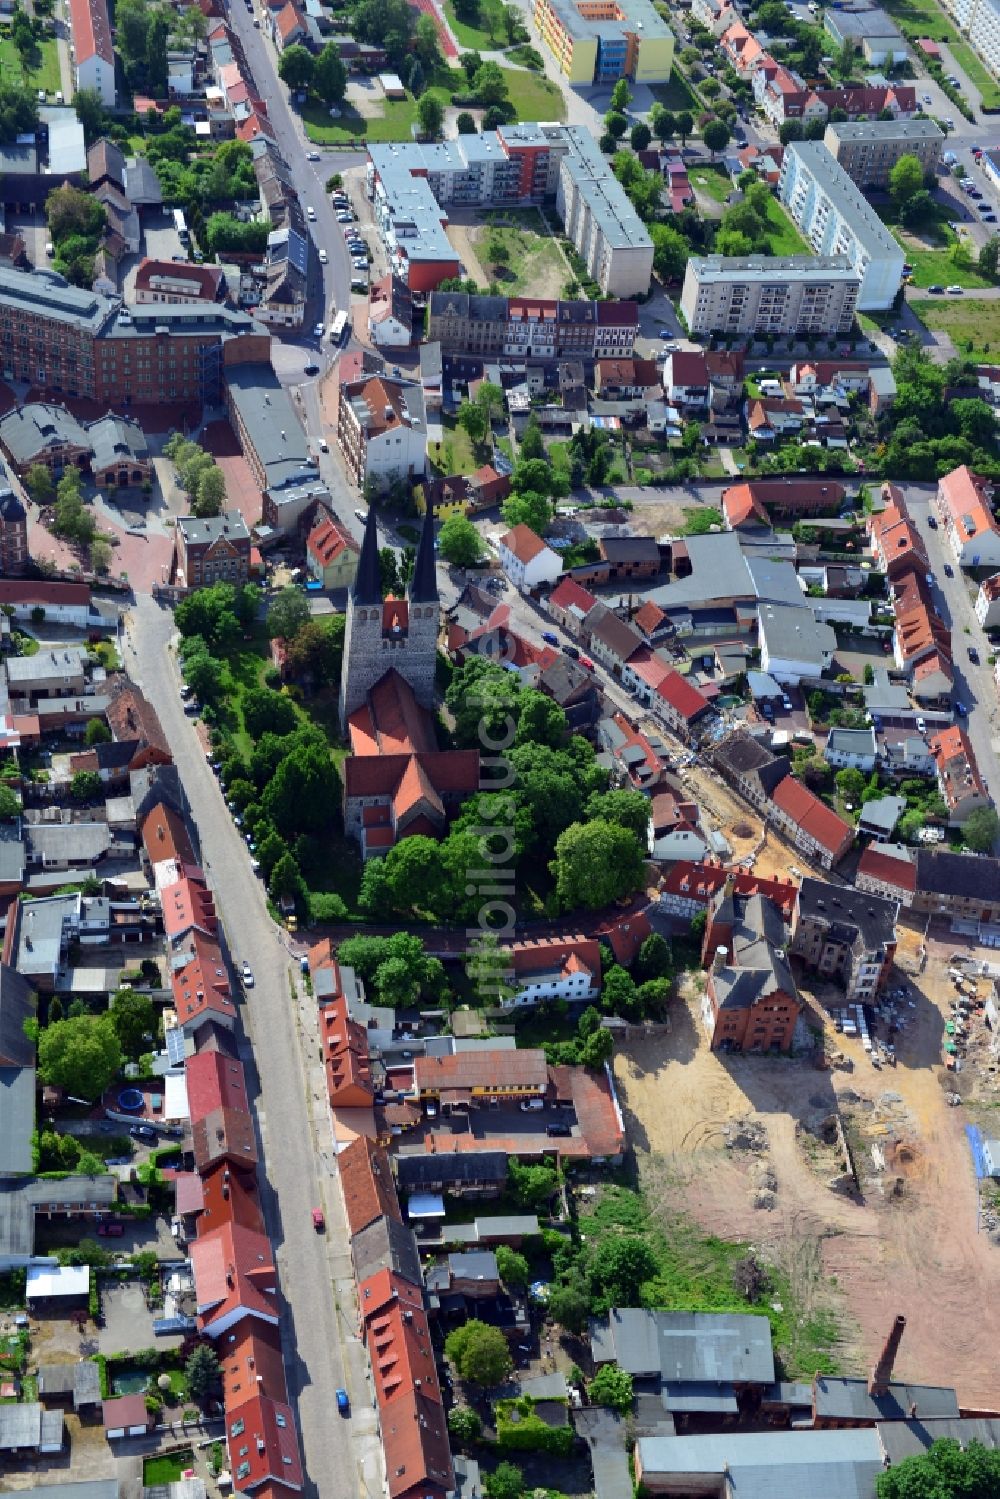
[615, 922, 1000, 1409]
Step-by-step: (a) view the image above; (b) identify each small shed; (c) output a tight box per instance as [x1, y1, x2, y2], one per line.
[103, 1394, 153, 1440]
[26, 1264, 90, 1303]
[379, 72, 406, 98]
[37, 1360, 102, 1411]
[982, 1137, 1000, 1178]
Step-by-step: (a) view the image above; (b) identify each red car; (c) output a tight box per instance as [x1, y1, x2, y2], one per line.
[312, 1208, 325, 1231]
[580, 656, 595, 671]
[97, 1220, 124, 1237]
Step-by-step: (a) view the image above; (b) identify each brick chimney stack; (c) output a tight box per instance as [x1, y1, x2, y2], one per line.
[869, 1315, 906, 1396]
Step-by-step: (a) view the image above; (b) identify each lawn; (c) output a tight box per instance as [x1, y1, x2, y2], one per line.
[764, 197, 810, 255]
[949, 40, 1000, 110]
[143, 1452, 193, 1486]
[898, 228, 993, 287]
[690, 165, 733, 204]
[472, 208, 569, 295]
[917, 296, 1000, 355]
[0, 36, 61, 93]
[650, 71, 700, 113]
[879, 0, 957, 42]
[498, 65, 565, 121]
[443, 0, 504, 48]
[428, 416, 486, 476]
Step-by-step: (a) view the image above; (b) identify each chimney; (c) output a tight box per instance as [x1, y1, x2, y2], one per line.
[712, 945, 728, 975]
[869, 1314, 906, 1396]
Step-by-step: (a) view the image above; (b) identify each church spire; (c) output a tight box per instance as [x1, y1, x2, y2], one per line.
[409, 508, 438, 604]
[354, 505, 381, 606]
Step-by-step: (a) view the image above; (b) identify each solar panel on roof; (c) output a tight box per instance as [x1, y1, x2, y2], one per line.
[166, 1028, 186, 1065]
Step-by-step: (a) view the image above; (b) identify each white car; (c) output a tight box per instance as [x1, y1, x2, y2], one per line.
[317, 437, 329, 452]
[306, 205, 316, 221]
[242, 962, 255, 988]
[916, 716, 927, 735]
[318, 247, 328, 263]
[313, 322, 324, 338]
[307, 150, 320, 161]
[337, 211, 352, 223]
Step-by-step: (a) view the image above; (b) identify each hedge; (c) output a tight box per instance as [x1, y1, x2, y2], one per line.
[494, 1398, 575, 1456]
[95, 1354, 110, 1399]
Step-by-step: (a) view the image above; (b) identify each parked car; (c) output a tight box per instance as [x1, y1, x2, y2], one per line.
[546, 1123, 572, 1137]
[968, 646, 980, 663]
[336, 1389, 350, 1415]
[944, 562, 954, 577]
[928, 514, 938, 528]
[319, 248, 328, 264]
[306, 205, 316, 221]
[927, 284, 945, 294]
[955, 700, 968, 716]
[580, 655, 595, 671]
[312, 1208, 325, 1231]
[916, 716, 927, 734]
[170, 1216, 185, 1242]
[242, 961, 254, 988]
[307, 150, 320, 161]
[562, 643, 579, 660]
[541, 631, 559, 645]
[519, 1098, 544, 1111]
[129, 1124, 158, 1143]
[781, 695, 793, 711]
[946, 284, 964, 294]
[313, 322, 324, 338]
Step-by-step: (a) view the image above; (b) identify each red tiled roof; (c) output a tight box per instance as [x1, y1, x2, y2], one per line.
[667, 350, 708, 385]
[227, 1392, 304, 1493]
[501, 524, 548, 564]
[172, 932, 235, 1029]
[174, 1171, 204, 1216]
[511, 935, 602, 983]
[190, 1221, 278, 1332]
[363, 1293, 453, 1499]
[338, 1138, 401, 1237]
[186, 1050, 250, 1123]
[162, 874, 216, 941]
[307, 515, 358, 568]
[549, 577, 597, 616]
[632, 600, 666, 636]
[655, 670, 711, 723]
[69, 0, 113, 64]
[199, 1160, 264, 1234]
[134, 258, 225, 300]
[0, 580, 91, 608]
[857, 846, 917, 893]
[221, 1320, 288, 1410]
[723, 485, 770, 529]
[321, 998, 375, 1106]
[414, 1048, 548, 1094]
[108, 681, 171, 761]
[979, 572, 1000, 601]
[102, 1395, 149, 1431]
[771, 776, 853, 857]
[659, 860, 798, 915]
[142, 801, 196, 869]
[604, 910, 652, 967]
[938, 465, 999, 545]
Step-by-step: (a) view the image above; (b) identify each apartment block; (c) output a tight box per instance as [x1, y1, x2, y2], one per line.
[69, 0, 116, 105]
[790, 877, 898, 1001]
[426, 291, 638, 359]
[778, 142, 905, 310]
[824, 118, 944, 187]
[680, 256, 860, 338]
[943, 0, 1000, 80]
[366, 123, 653, 298]
[337, 373, 427, 491]
[532, 0, 674, 82]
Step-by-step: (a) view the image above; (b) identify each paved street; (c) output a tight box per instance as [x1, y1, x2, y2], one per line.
[124, 594, 383, 1499]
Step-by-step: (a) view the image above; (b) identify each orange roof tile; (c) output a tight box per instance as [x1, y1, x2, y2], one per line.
[338, 1138, 401, 1237]
[771, 777, 853, 857]
[501, 524, 548, 565]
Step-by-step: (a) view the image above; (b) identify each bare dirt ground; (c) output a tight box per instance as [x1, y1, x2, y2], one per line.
[614, 935, 1000, 1406]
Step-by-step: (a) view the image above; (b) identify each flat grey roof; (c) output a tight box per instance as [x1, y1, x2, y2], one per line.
[813, 1375, 959, 1422]
[877, 1418, 1000, 1466]
[758, 602, 837, 663]
[688, 254, 859, 284]
[0, 266, 112, 333]
[0, 1064, 35, 1174]
[826, 118, 943, 143]
[591, 1309, 774, 1384]
[225, 364, 319, 492]
[826, 727, 877, 754]
[177, 510, 250, 547]
[636, 1428, 884, 1499]
[41, 106, 87, 174]
[783, 141, 904, 260]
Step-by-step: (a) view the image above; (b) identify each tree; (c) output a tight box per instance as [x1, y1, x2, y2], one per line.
[501, 489, 551, 535]
[278, 44, 314, 90]
[0, 785, 21, 821]
[73, 87, 106, 144]
[353, 0, 416, 66]
[732, 1252, 769, 1301]
[313, 42, 348, 104]
[630, 121, 651, 151]
[286, 616, 344, 686]
[676, 110, 693, 145]
[243, 687, 298, 739]
[876, 1438, 1000, 1499]
[448, 1406, 483, 1443]
[589, 1236, 657, 1304]
[602, 964, 640, 1021]
[38, 1015, 122, 1100]
[650, 222, 689, 282]
[110, 989, 155, 1061]
[267, 586, 311, 642]
[604, 110, 628, 139]
[588, 1364, 634, 1413]
[26, 463, 55, 505]
[185, 1344, 222, 1405]
[414, 12, 443, 67]
[964, 806, 1000, 853]
[548, 1283, 590, 1334]
[484, 1463, 524, 1499]
[551, 820, 645, 912]
[89, 537, 112, 575]
[835, 767, 865, 803]
[519, 417, 544, 461]
[652, 105, 676, 140]
[779, 118, 804, 145]
[438, 514, 485, 567]
[581, 1025, 614, 1069]
[416, 92, 444, 137]
[457, 399, 488, 445]
[979, 235, 1000, 279]
[71, 770, 101, 802]
[889, 152, 925, 207]
[584, 789, 649, 843]
[495, 1245, 530, 1288]
[703, 118, 731, 158]
[456, 111, 477, 133]
[194, 465, 226, 518]
[269, 851, 302, 900]
[84, 716, 111, 747]
[471, 60, 507, 104]
[508, 1158, 559, 1209]
[183, 645, 224, 704]
[610, 78, 631, 111]
[446, 1320, 513, 1386]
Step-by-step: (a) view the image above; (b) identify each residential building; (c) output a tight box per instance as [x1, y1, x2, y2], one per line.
[942, 0, 1000, 86]
[171, 931, 236, 1034]
[0, 966, 37, 1177]
[658, 860, 797, 922]
[174, 511, 252, 590]
[190, 1221, 279, 1337]
[337, 372, 427, 491]
[186, 1050, 258, 1174]
[930, 723, 990, 824]
[368, 126, 653, 298]
[414, 1047, 549, 1106]
[680, 255, 860, 337]
[69, 0, 115, 104]
[778, 142, 906, 310]
[825, 727, 878, 770]
[505, 935, 602, 1007]
[427, 292, 638, 361]
[396, 1151, 510, 1198]
[723, 478, 846, 526]
[531, 0, 673, 83]
[934, 464, 1000, 567]
[367, 274, 413, 347]
[867, 482, 929, 578]
[586, 604, 643, 675]
[759, 603, 836, 685]
[652, 669, 713, 741]
[975, 572, 1000, 628]
[855, 843, 917, 907]
[132, 258, 227, 306]
[912, 847, 1000, 920]
[306, 514, 359, 590]
[769, 775, 854, 868]
[338, 1137, 403, 1237]
[498, 525, 563, 591]
[823, 118, 943, 187]
[417, 465, 511, 520]
[700, 884, 801, 1052]
[546, 576, 597, 636]
[790, 876, 898, 1000]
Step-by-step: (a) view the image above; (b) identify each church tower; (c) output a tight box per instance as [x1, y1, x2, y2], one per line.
[338, 508, 440, 733]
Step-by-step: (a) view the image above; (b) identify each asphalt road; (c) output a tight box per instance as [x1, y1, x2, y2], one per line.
[899, 483, 1000, 815]
[124, 594, 382, 1499]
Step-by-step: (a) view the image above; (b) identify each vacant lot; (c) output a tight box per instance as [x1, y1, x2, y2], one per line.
[447, 208, 569, 297]
[427, 415, 486, 475]
[917, 295, 1000, 355]
[0, 37, 61, 93]
[614, 934, 1000, 1405]
[880, 0, 957, 42]
[949, 40, 1000, 109]
[896, 223, 993, 289]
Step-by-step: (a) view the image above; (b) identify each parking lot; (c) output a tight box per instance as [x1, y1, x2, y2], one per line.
[98, 1281, 185, 1356]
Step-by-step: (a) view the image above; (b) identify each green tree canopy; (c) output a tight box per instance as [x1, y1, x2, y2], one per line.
[278, 44, 314, 89]
[446, 1320, 514, 1386]
[313, 42, 348, 103]
[38, 1015, 122, 1100]
[876, 1438, 1000, 1499]
[416, 92, 444, 137]
[185, 1344, 221, 1405]
[495, 1245, 530, 1288]
[437, 514, 486, 567]
[588, 1364, 634, 1412]
[963, 806, 1000, 853]
[267, 586, 311, 642]
[548, 1283, 590, 1334]
[110, 989, 155, 1060]
[551, 820, 645, 911]
[889, 152, 924, 206]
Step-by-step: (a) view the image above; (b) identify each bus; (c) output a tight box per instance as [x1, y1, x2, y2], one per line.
[329, 309, 349, 345]
[172, 208, 189, 245]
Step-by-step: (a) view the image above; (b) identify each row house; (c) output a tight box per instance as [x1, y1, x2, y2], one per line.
[426, 291, 638, 361]
[935, 464, 1000, 569]
[930, 724, 990, 825]
[597, 712, 673, 791]
[504, 935, 603, 1008]
[546, 576, 597, 636]
[974, 572, 1000, 630]
[712, 732, 853, 869]
[658, 860, 797, 924]
[867, 482, 929, 578]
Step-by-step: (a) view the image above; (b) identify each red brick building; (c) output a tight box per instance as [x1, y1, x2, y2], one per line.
[701, 881, 801, 1052]
[174, 511, 253, 590]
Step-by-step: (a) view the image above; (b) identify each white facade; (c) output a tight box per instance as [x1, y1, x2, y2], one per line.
[75, 51, 115, 105]
[368, 313, 411, 348]
[976, 577, 1000, 629]
[361, 424, 427, 488]
[501, 964, 599, 1009]
[680, 256, 859, 337]
[758, 603, 836, 685]
[825, 728, 878, 770]
[778, 142, 905, 311]
[498, 536, 562, 591]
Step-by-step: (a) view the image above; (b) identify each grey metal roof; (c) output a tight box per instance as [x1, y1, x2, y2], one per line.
[16, 893, 80, 978]
[663, 1381, 738, 1413]
[473, 1214, 540, 1240]
[783, 141, 905, 261]
[591, 1309, 774, 1384]
[397, 1150, 508, 1188]
[877, 1417, 1000, 1465]
[449, 1250, 498, 1281]
[797, 877, 899, 949]
[826, 727, 877, 756]
[224, 364, 319, 493]
[636, 1428, 884, 1499]
[41, 106, 87, 174]
[352, 1215, 422, 1289]
[123, 157, 162, 205]
[0, 266, 112, 333]
[0, 1064, 35, 1174]
[37, 1361, 102, 1408]
[6, 646, 87, 685]
[0, 1402, 43, 1448]
[758, 601, 837, 664]
[176, 510, 250, 549]
[574, 1408, 633, 1499]
[746, 670, 782, 700]
[826, 118, 940, 143]
[27, 821, 111, 864]
[857, 794, 905, 835]
[813, 1375, 959, 1422]
[87, 415, 148, 471]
